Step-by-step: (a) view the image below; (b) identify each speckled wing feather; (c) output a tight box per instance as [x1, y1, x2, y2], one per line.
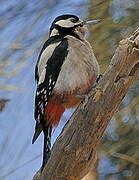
[32, 36, 68, 143]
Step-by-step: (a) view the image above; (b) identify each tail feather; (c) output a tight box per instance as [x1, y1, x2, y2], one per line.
[41, 125, 52, 171]
[33, 103, 65, 170]
[32, 122, 42, 144]
[45, 103, 65, 125]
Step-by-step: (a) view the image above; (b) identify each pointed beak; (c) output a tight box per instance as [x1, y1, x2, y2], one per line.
[84, 19, 102, 25]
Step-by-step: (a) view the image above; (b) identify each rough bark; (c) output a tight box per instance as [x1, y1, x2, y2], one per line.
[33, 28, 139, 180]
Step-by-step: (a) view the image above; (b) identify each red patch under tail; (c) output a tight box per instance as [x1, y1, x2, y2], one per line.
[45, 103, 65, 126]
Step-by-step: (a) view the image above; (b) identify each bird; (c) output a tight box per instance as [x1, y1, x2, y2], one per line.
[32, 14, 101, 171]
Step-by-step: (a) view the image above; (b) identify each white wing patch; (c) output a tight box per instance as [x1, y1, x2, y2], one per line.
[37, 42, 61, 77]
[38, 68, 46, 84]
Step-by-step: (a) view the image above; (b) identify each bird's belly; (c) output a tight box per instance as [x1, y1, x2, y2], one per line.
[51, 49, 99, 108]
[52, 75, 96, 108]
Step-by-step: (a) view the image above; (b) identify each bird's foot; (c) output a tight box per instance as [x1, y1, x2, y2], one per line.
[76, 74, 103, 111]
[96, 74, 102, 83]
[76, 93, 90, 111]
[76, 87, 101, 112]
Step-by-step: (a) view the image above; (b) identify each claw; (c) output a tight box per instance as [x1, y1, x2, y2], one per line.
[96, 74, 102, 83]
[77, 87, 101, 111]
[77, 93, 90, 112]
[76, 74, 102, 111]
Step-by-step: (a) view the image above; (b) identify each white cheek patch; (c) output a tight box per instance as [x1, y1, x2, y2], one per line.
[50, 28, 59, 37]
[55, 19, 74, 28]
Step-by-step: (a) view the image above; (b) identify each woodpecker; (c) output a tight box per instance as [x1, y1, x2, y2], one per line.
[32, 14, 101, 170]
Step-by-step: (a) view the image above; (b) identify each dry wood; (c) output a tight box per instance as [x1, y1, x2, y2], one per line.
[33, 27, 139, 180]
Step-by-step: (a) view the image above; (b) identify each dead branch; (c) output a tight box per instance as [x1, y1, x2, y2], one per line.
[33, 27, 139, 180]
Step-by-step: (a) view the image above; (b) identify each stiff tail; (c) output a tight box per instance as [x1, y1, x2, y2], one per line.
[33, 103, 65, 170]
[32, 122, 42, 144]
[41, 125, 52, 171]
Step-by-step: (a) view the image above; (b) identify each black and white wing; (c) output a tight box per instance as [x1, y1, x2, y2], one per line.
[32, 37, 68, 143]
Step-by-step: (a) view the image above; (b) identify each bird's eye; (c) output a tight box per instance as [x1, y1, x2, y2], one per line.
[71, 18, 77, 23]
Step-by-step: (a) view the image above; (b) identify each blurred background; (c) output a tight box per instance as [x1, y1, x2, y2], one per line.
[0, 0, 138, 180]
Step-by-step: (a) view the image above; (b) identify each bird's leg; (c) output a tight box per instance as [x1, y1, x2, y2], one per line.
[76, 88, 100, 111]
[96, 74, 102, 83]
[76, 74, 102, 111]
[76, 93, 91, 111]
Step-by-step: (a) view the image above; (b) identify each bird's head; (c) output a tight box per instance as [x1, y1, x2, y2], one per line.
[49, 14, 102, 39]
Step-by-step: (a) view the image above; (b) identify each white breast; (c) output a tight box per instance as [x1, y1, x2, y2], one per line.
[53, 35, 99, 94]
